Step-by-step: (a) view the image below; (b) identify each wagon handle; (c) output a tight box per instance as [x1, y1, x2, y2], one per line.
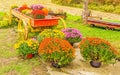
[58, 17, 66, 29]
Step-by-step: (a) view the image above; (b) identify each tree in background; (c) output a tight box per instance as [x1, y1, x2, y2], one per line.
[82, 0, 89, 24]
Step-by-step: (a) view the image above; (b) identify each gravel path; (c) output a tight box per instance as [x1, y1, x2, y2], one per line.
[1, 0, 120, 20]
[43, 3, 120, 20]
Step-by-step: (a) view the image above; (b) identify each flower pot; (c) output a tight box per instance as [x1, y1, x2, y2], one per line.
[51, 61, 61, 68]
[70, 43, 74, 46]
[90, 61, 101, 68]
[116, 57, 120, 61]
[26, 54, 34, 59]
[73, 42, 80, 48]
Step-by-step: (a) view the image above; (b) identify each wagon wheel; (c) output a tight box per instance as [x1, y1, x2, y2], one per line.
[58, 17, 66, 29]
[17, 19, 28, 40]
[49, 17, 66, 30]
[90, 24, 95, 27]
[105, 26, 114, 30]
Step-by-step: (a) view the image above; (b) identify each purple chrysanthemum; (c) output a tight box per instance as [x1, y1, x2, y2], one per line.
[62, 28, 83, 43]
[62, 28, 82, 38]
[31, 4, 44, 10]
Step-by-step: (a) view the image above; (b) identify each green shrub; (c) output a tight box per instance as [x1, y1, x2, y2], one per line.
[14, 39, 39, 58]
[114, 9, 120, 14]
[28, 32, 39, 38]
[0, 20, 9, 28]
[52, 0, 120, 14]
[37, 29, 65, 43]
[11, 5, 18, 9]
[89, 4, 99, 10]
[102, 5, 115, 12]
[114, 5, 120, 14]
[0, 12, 18, 28]
[0, 12, 9, 28]
[89, 5, 115, 12]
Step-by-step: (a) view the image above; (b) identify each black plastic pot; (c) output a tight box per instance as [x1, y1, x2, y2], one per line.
[70, 43, 74, 46]
[51, 61, 61, 68]
[90, 61, 101, 68]
[116, 57, 120, 61]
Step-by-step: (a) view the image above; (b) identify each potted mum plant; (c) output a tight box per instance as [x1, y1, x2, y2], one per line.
[14, 39, 39, 59]
[38, 38, 75, 68]
[37, 29, 65, 43]
[79, 37, 118, 68]
[62, 28, 82, 46]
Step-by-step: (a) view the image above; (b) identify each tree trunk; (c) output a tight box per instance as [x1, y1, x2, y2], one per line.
[82, 0, 89, 24]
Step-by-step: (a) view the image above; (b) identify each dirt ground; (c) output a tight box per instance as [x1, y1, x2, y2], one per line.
[0, 0, 120, 75]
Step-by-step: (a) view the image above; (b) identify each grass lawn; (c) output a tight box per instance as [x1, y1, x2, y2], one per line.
[103, 18, 120, 23]
[66, 14, 120, 50]
[0, 12, 6, 19]
[0, 28, 49, 75]
[0, 13, 120, 75]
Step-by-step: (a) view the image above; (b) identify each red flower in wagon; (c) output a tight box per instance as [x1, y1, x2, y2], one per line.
[31, 9, 45, 19]
[18, 4, 30, 12]
[31, 9, 44, 15]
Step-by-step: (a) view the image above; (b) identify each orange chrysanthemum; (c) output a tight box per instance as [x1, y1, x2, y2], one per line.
[79, 37, 119, 64]
[79, 37, 119, 55]
[38, 38, 75, 67]
[39, 38, 75, 55]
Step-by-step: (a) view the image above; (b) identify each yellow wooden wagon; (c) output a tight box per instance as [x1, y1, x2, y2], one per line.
[11, 9, 66, 40]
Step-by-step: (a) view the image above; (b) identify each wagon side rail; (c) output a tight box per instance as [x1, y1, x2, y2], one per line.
[87, 18, 120, 29]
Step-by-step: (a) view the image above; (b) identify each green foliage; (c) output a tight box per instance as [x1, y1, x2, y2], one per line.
[0, 20, 9, 28]
[0, 12, 9, 28]
[66, 37, 81, 44]
[17, 43, 36, 56]
[113, 5, 120, 14]
[41, 51, 74, 67]
[10, 18, 18, 26]
[99, 5, 114, 12]
[28, 32, 39, 38]
[0, 12, 18, 28]
[52, 0, 82, 5]
[11, 5, 18, 9]
[14, 39, 39, 57]
[37, 29, 65, 43]
[88, 4, 115, 12]
[52, 0, 120, 14]
[52, 25, 65, 30]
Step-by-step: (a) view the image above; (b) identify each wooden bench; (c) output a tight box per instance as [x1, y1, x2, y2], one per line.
[87, 17, 120, 30]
